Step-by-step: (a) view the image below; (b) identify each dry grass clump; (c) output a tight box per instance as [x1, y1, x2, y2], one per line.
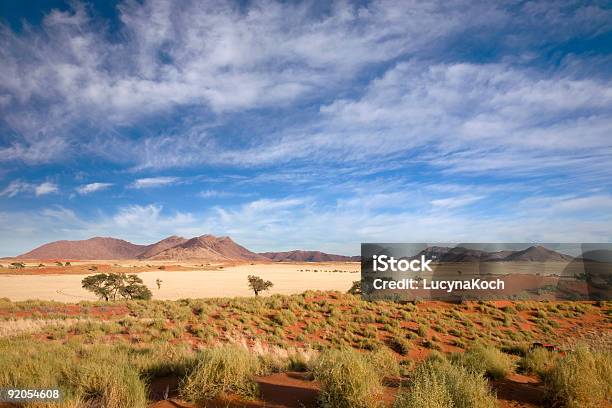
[544, 344, 612, 408]
[394, 359, 496, 408]
[311, 348, 383, 408]
[388, 335, 411, 355]
[0, 338, 148, 408]
[366, 347, 400, 379]
[519, 347, 558, 377]
[452, 345, 514, 380]
[68, 363, 147, 408]
[180, 344, 261, 403]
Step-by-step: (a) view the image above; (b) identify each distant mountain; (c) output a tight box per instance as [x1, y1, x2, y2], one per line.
[18, 234, 268, 262]
[18, 237, 147, 260]
[137, 236, 187, 259]
[414, 246, 487, 262]
[259, 250, 360, 262]
[149, 235, 269, 261]
[412, 245, 573, 262]
[503, 245, 574, 262]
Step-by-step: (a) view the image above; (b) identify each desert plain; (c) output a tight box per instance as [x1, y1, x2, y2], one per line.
[0, 260, 359, 301]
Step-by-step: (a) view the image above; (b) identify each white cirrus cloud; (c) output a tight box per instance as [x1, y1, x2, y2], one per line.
[0, 180, 58, 197]
[34, 182, 59, 196]
[0, 180, 33, 197]
[2, 0, 610, 168]
[0, 188, 611, 257]
[76, 182, 113, 195]
[430, 195, 485, 209]
[130, 176, 179, 189]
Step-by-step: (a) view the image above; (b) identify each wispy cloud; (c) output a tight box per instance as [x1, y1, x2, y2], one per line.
[1, 188, 611, 257]
[198, 190, 252, 199]
[0, 180, 58, 197]
[76, 182, 112, 195]
[34, 182, 58, 196]
[130, 177, 179, 189]
[0, 181, 33, 197]
[430, 195, 484, 209]
[2, 0, 609, 169]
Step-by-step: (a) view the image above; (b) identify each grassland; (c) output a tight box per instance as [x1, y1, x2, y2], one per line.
[0, 292, 610, 407]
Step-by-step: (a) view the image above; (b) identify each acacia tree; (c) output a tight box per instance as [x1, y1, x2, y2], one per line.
[247, 275, 273, 296]
[120, 274, 152, 300]
[82, 273, 152, 301]
[81, 273, 113, 301]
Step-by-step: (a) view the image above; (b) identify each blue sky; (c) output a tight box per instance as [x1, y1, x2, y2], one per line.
[1, 0, 611, 256]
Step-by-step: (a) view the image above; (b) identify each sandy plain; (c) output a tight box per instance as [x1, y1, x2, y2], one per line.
[0, 262, 359, 301]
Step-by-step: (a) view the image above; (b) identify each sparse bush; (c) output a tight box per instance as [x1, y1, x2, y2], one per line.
[180, 345, 260, 402]
[452, 345, 513, 380]
[10, 262, 25, 269]
[519, 347, 558, 377]
[272, 309, 297, 326]
[423, 339, 441, 350]
[311, 348, 382, 408]
[366, 347, 400, 378]
[394, 359, 496, 408]
[544, 344, 612, 408]
[389, 336, 411, 355]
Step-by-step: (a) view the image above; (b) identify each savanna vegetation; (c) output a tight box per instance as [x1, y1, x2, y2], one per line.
[0, 293, 609, 407]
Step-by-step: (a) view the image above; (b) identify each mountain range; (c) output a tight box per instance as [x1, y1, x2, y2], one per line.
[17, 235, 357, 262]
[258, 250, 360, 262]
[17, 238, 585, 263]
[411, 245, 574, 262]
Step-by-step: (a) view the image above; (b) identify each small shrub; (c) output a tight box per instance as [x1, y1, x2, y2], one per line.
[311, 348, 382, 408]
[519, 347, 558, 377]
[452, 345, 513, 380]
[423, 339, 441, 350]
[388, 336, 411, 355]
[544, 344, 612, 408]
[394, 360, 496, 408]
[180, 345, 260, 402]
[272, 309, 297, 326]
[366, 348, 400, 378]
